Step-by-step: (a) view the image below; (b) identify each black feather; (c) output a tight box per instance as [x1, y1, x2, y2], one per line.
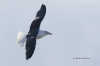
[25, 4, 46, 60]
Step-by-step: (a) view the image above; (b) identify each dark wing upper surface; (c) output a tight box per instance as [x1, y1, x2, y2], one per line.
[25, 37, 36, 60]
[25, 4, 46, 60]
[29, 4, 46, 33]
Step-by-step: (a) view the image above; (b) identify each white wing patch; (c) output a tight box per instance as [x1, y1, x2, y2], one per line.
[34, 17, 40, 20]
[17, 31, 26, 47]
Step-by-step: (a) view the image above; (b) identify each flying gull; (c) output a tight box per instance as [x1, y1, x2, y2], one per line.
[17, 4, 52, 60]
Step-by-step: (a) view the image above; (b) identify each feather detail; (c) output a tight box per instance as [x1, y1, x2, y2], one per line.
[17, 31, 26, 47]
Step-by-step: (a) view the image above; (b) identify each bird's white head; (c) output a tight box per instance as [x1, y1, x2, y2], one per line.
[37, 30, 52, 39]
[44, 31, 52, 35]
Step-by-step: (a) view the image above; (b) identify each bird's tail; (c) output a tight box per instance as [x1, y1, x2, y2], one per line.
[17, 31, 26, 47]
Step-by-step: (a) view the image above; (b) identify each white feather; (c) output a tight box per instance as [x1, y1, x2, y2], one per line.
[17, 31, 26, 47]
[37, 30, 47, 39]
[16, 30, 48, 47]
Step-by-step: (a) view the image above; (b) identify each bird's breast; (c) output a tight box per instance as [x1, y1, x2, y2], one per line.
[36, 31, 45, 39]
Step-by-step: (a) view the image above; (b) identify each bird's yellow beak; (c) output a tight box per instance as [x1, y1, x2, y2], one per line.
[49, 33, 52, 35]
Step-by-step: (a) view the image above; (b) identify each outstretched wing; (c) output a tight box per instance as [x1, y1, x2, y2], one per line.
[25, 4, 46, 60]
[29, 4, 46, 33]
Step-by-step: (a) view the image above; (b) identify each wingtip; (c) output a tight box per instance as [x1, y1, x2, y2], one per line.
[42, 3, 46, 7]
[26, 57, 29, 60]
[42, 3, 45, 5]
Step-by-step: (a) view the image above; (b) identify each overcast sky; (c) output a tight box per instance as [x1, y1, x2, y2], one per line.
[0, 0, 100, 66]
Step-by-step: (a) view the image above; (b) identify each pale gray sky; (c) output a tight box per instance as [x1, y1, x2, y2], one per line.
[0, 0, 100, 66]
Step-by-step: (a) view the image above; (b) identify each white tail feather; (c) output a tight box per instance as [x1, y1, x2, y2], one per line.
[17, 31, 26, 47]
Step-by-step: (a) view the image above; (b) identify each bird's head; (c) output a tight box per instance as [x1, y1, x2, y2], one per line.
[44, 31, 52, 35]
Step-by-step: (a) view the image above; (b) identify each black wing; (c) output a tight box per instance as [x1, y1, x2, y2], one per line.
[25, 4, 46, 60]
[29, 4, 46, 33]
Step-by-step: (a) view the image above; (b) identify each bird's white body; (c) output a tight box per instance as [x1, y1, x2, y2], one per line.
[17, 30, 47, 47]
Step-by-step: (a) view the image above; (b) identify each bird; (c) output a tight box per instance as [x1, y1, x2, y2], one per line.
[16, 4, 52, 60]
